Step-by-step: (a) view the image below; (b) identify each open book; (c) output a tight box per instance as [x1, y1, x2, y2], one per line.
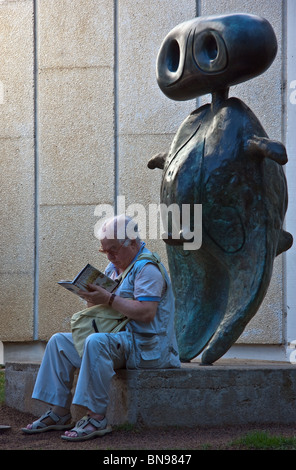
[58, 263, 119, 296]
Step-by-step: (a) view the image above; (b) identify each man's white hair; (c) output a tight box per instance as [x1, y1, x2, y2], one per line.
[98, 214, 141, 244]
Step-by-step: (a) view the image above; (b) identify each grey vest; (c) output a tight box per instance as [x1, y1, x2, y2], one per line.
[105, 244, 180, 369]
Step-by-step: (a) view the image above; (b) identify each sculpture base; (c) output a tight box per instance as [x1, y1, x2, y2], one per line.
[5, 360, 296, 427]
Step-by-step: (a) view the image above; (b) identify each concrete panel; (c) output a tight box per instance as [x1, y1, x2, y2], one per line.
[238, 256, 284, 344]
[0, 1, 34, 139]
[35, 1, 116, 340]
[0, 1, 35, 342]
[0, 138, 35, 272]
[0, 274, 34, 342]
[118, 134, 170, 207]
[38, 67, 114, 206]
[200, 0, 284, 140]
[117, 0, 197, 136]
[118, 133, 176, 268]
[37, 204, 108, 339]
[38, 0, 114, 69]
[116, 1, 198, 269]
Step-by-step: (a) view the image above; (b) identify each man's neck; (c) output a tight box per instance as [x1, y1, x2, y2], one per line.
[115, 242, 143, 273]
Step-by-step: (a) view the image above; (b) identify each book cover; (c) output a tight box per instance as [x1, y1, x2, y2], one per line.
[58, 263, 118, 296]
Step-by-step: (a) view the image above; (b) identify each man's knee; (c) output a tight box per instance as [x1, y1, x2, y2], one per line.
[48, 332, 62, 346]
[84, 333, 109, 350]
[47, 332, 69, 351]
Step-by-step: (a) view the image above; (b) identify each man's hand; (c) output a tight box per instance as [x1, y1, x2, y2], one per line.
[78, 284, 158, 323]
[78, 284, 110, 306]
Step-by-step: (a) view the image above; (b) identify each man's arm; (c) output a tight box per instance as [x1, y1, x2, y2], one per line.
[79, 285, 158, 323]
[79, 262, 164, 324]
[108, 295, 158, 323]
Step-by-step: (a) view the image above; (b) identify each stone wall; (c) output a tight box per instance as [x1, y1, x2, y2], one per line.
[0, 0, 196, 344]
[0, 1, 35, 342]
[0, 0, 291, 358]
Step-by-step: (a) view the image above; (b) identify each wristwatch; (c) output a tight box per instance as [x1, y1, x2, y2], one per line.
[108, 293, 116, 306]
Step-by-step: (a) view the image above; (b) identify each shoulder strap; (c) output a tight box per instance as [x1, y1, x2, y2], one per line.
[136, 252, 166, 279]
[116, 252, 166, 286]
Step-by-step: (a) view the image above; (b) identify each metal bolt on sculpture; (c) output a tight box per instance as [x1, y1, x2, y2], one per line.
[148, 13, 293, 365]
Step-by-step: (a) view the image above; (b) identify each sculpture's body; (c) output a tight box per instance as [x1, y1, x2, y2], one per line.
[149, 14, 293, 364]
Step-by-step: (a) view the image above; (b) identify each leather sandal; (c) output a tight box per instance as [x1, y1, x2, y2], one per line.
[21, 409, 72, 434]
[61, 415, 112, 441]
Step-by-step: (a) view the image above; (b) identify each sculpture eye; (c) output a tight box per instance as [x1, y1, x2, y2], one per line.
[166, 39, 180, 73]
[156, 35, 187, 87]
[193, 30, 227, 73]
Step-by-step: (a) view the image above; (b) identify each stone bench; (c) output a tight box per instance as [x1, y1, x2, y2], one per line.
[5, 360, 296, 427]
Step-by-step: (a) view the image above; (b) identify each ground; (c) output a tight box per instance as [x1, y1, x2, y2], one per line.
[1, 403, 296, 451]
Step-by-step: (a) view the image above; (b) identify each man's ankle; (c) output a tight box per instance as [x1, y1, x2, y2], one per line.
[52, 406, 70, 417]
[88, 410, 104, 421]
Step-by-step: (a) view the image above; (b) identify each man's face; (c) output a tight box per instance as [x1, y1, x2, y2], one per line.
[100, 238, 137, 270]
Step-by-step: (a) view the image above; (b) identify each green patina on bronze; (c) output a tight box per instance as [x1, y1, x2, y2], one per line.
[148, 14, 293, 364]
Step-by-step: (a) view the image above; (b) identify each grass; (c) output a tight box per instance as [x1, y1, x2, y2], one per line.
[228, 430, 296, 450]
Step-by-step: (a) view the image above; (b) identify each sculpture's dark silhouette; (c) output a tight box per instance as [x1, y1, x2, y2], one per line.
[148, 14, 293, 364]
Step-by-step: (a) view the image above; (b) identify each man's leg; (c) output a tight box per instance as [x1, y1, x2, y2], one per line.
[63, 332, 131, 439]
[23, 332, 81, 432]
[72, 332, 131, 414]
[32, 332, 81, 409]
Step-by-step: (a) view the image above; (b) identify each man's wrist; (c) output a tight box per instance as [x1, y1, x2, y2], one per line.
[108, 293, 116, 306]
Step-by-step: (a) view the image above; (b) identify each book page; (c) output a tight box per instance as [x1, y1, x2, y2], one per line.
[75, 264, 119, 292]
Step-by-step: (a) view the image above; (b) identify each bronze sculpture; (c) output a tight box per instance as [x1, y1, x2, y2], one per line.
[148, 13, 293, 364]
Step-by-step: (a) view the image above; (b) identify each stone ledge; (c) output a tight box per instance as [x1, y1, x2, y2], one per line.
[4, 361, 296, 427]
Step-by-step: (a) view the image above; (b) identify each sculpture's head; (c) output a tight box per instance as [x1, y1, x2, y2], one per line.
[156, 13, 277, 101]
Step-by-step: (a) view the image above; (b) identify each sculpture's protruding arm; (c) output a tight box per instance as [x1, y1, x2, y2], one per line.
[276, 229, 293, 256]
[147, 152, 167, 170]
[246, 136, 288, 165]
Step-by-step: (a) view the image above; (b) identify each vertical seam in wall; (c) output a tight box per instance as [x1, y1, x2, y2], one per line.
[33, 0, 39, 340]
[114, 0, 119, 214]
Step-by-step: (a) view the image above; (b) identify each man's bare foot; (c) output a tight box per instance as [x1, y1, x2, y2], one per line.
[22, 407, 71, 433]
[64, 411, 104, 438]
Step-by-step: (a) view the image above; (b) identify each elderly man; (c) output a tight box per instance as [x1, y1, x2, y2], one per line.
[22, 215, 180, 441]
